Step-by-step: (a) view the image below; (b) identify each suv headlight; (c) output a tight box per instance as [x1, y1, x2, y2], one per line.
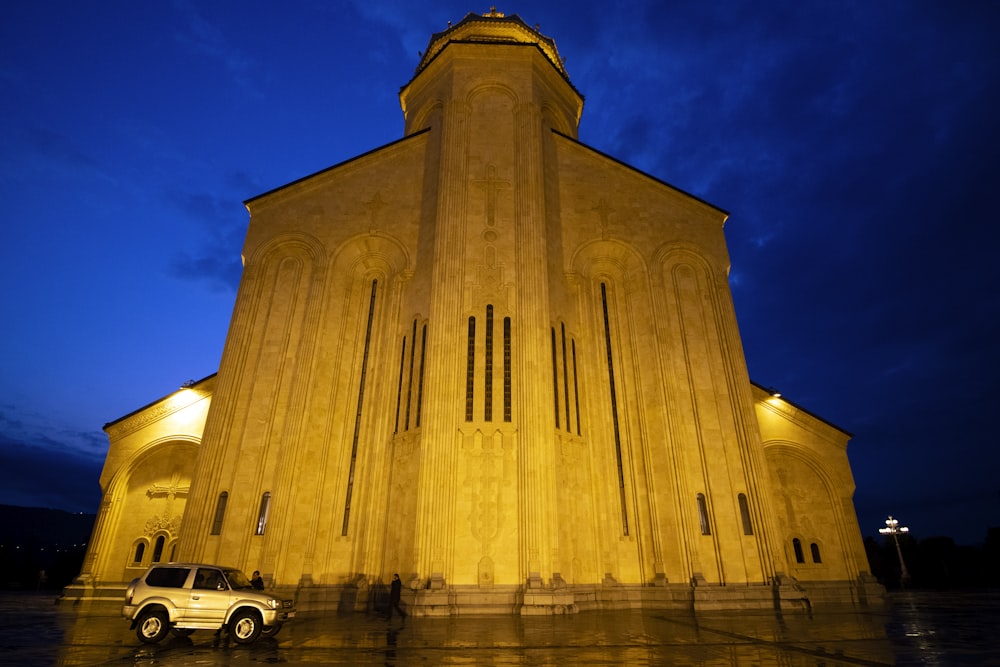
[267, 598, 281, 609]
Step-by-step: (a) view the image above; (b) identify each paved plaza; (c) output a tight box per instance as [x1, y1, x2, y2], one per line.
[2, 590, 998, 665]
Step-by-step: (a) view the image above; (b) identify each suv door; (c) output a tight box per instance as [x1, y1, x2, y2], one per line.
[186, 567, 232, 624]
[142, 565, 194, 617]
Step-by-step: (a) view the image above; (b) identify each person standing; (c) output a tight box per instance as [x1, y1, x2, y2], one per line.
[387, 573, 406, 619]
[251, 570, 265, 590]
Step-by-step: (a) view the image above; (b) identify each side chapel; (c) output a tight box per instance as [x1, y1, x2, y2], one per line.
[64, 10, 883, 613]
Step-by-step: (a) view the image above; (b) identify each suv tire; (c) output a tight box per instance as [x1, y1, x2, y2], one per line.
[136, 608, 170, 644]
[230, 608, 263, 644]
[261, 623, 283, 638]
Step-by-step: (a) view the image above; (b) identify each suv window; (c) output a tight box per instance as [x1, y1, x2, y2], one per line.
[224, 568, 253, 590]
[194, 568, 226, 590]
[145, 566, 191, 588]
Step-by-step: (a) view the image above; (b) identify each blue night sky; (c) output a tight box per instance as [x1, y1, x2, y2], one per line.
[2, 1, 998, 545]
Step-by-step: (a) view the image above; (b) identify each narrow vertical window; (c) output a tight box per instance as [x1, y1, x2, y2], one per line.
[738, 493, 753, 535]
[572, 339, 581, 435]
[561, 323, 570, 432]
[697, 493, 711, 535]
[793, 538, 804, 563]
[256, 492, 272, 536]
[343, 280, 377, 535]
[133, 542, 145, 565]
[152, 535, 165, 562]
[602, 283, 629, 535]
[465, 317, 476, 421]
[211, 491, 228, 535]
[551, 327, 560, 428]
[810, 543, 822, 563]
[405, 319, 417, 430]
[416, 324, 427, 427]
[503, 317, 512, 422]
[485, 306, 494, 421]
[394, 337, 406, 434]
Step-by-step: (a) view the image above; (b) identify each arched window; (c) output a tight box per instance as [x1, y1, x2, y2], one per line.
[152, 535, 165, 563]
[132, 542, 146, 565]
[256, 492, 271, 535]
[696, 493, 711, 535]
[550, 327, 559, 428]
[405, 319, 417, 430]
[738, 493, 753, 535]
[792, 538, 804, 563]
[810, 542, 822, 563]
[417, 323, 427, 426]
[211, 491, 228, 535]
[394, 334, 406, 434]
[503, 318, 511, 422]
[485, 306, 494, 422]
[465, 317, 476, 421]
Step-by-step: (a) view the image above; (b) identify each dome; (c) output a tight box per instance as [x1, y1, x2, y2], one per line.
[414, 8, 569, 81]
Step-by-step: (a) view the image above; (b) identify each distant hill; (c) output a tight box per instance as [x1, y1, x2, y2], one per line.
[0, 505, 94, 547]
[0, 505, 95, 589]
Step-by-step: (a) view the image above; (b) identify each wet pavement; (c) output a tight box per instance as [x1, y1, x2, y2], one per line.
[2, 590, 998, 665]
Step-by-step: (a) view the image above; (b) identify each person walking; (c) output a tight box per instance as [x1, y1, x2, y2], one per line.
[387, 573, 406, 619]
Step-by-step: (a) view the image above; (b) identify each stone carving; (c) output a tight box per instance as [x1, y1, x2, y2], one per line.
[144, 514, 182, 537]
[593, 198, 614, 239]
[472, 164, 510, 228]
[464, 433, 511, 555]
[363, 191, 386, 234]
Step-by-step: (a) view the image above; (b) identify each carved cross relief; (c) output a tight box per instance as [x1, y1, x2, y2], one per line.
[464, 433, 508, 552]
[363, 191, 386, 234]
[469, 164, 513, 310]
[593, 198, 614, 239]
[472, 164, 510, 228]
[146, 475, 189, 535]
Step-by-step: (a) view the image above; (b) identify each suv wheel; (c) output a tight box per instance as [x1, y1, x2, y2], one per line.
[229, 608, 263, 644]
[261, 623, 283, 638]
[136, 609, 170, 644]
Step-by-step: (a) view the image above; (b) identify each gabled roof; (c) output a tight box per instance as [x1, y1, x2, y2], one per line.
[552, 129, 730, 219]
[244, 127, 430, 206]
[103, 373, 217, 430]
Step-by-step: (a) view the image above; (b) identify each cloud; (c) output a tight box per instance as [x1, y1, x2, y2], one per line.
[165, 189, 246, 292]
[0, 406, 105, 513]
[171, 0, 254, 85]
[170, 252, 243, 293]
[0, 435, 103, 513]
[24, 127, 98, 168]
[0, 405, 107, 461]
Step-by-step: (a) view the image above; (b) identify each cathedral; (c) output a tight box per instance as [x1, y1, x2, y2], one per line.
[65, 10, 883, 613]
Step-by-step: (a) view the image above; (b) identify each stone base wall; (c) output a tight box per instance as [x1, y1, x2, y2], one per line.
[58, 582, 129, 609]
[798, 577, 887, 609]
[60, 576, 887, 616]
[290, 579, 886, 616]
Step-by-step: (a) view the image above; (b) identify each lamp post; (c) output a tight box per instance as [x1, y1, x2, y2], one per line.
[879, 515, 911, 588]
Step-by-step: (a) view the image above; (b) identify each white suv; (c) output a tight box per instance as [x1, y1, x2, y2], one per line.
[123, 563, 295, 644]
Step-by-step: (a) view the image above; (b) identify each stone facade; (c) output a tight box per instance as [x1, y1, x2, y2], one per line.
[64, 11, 883, 613]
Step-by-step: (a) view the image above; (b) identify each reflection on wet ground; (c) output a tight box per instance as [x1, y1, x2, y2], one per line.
[2, 590, 997, 665]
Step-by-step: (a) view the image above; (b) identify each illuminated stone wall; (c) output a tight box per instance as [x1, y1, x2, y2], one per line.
[66, 375, 212, 599]
[71, 12, 881, 613]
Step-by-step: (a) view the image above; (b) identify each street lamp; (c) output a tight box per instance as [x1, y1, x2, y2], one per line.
[878, 515, 911, 587]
